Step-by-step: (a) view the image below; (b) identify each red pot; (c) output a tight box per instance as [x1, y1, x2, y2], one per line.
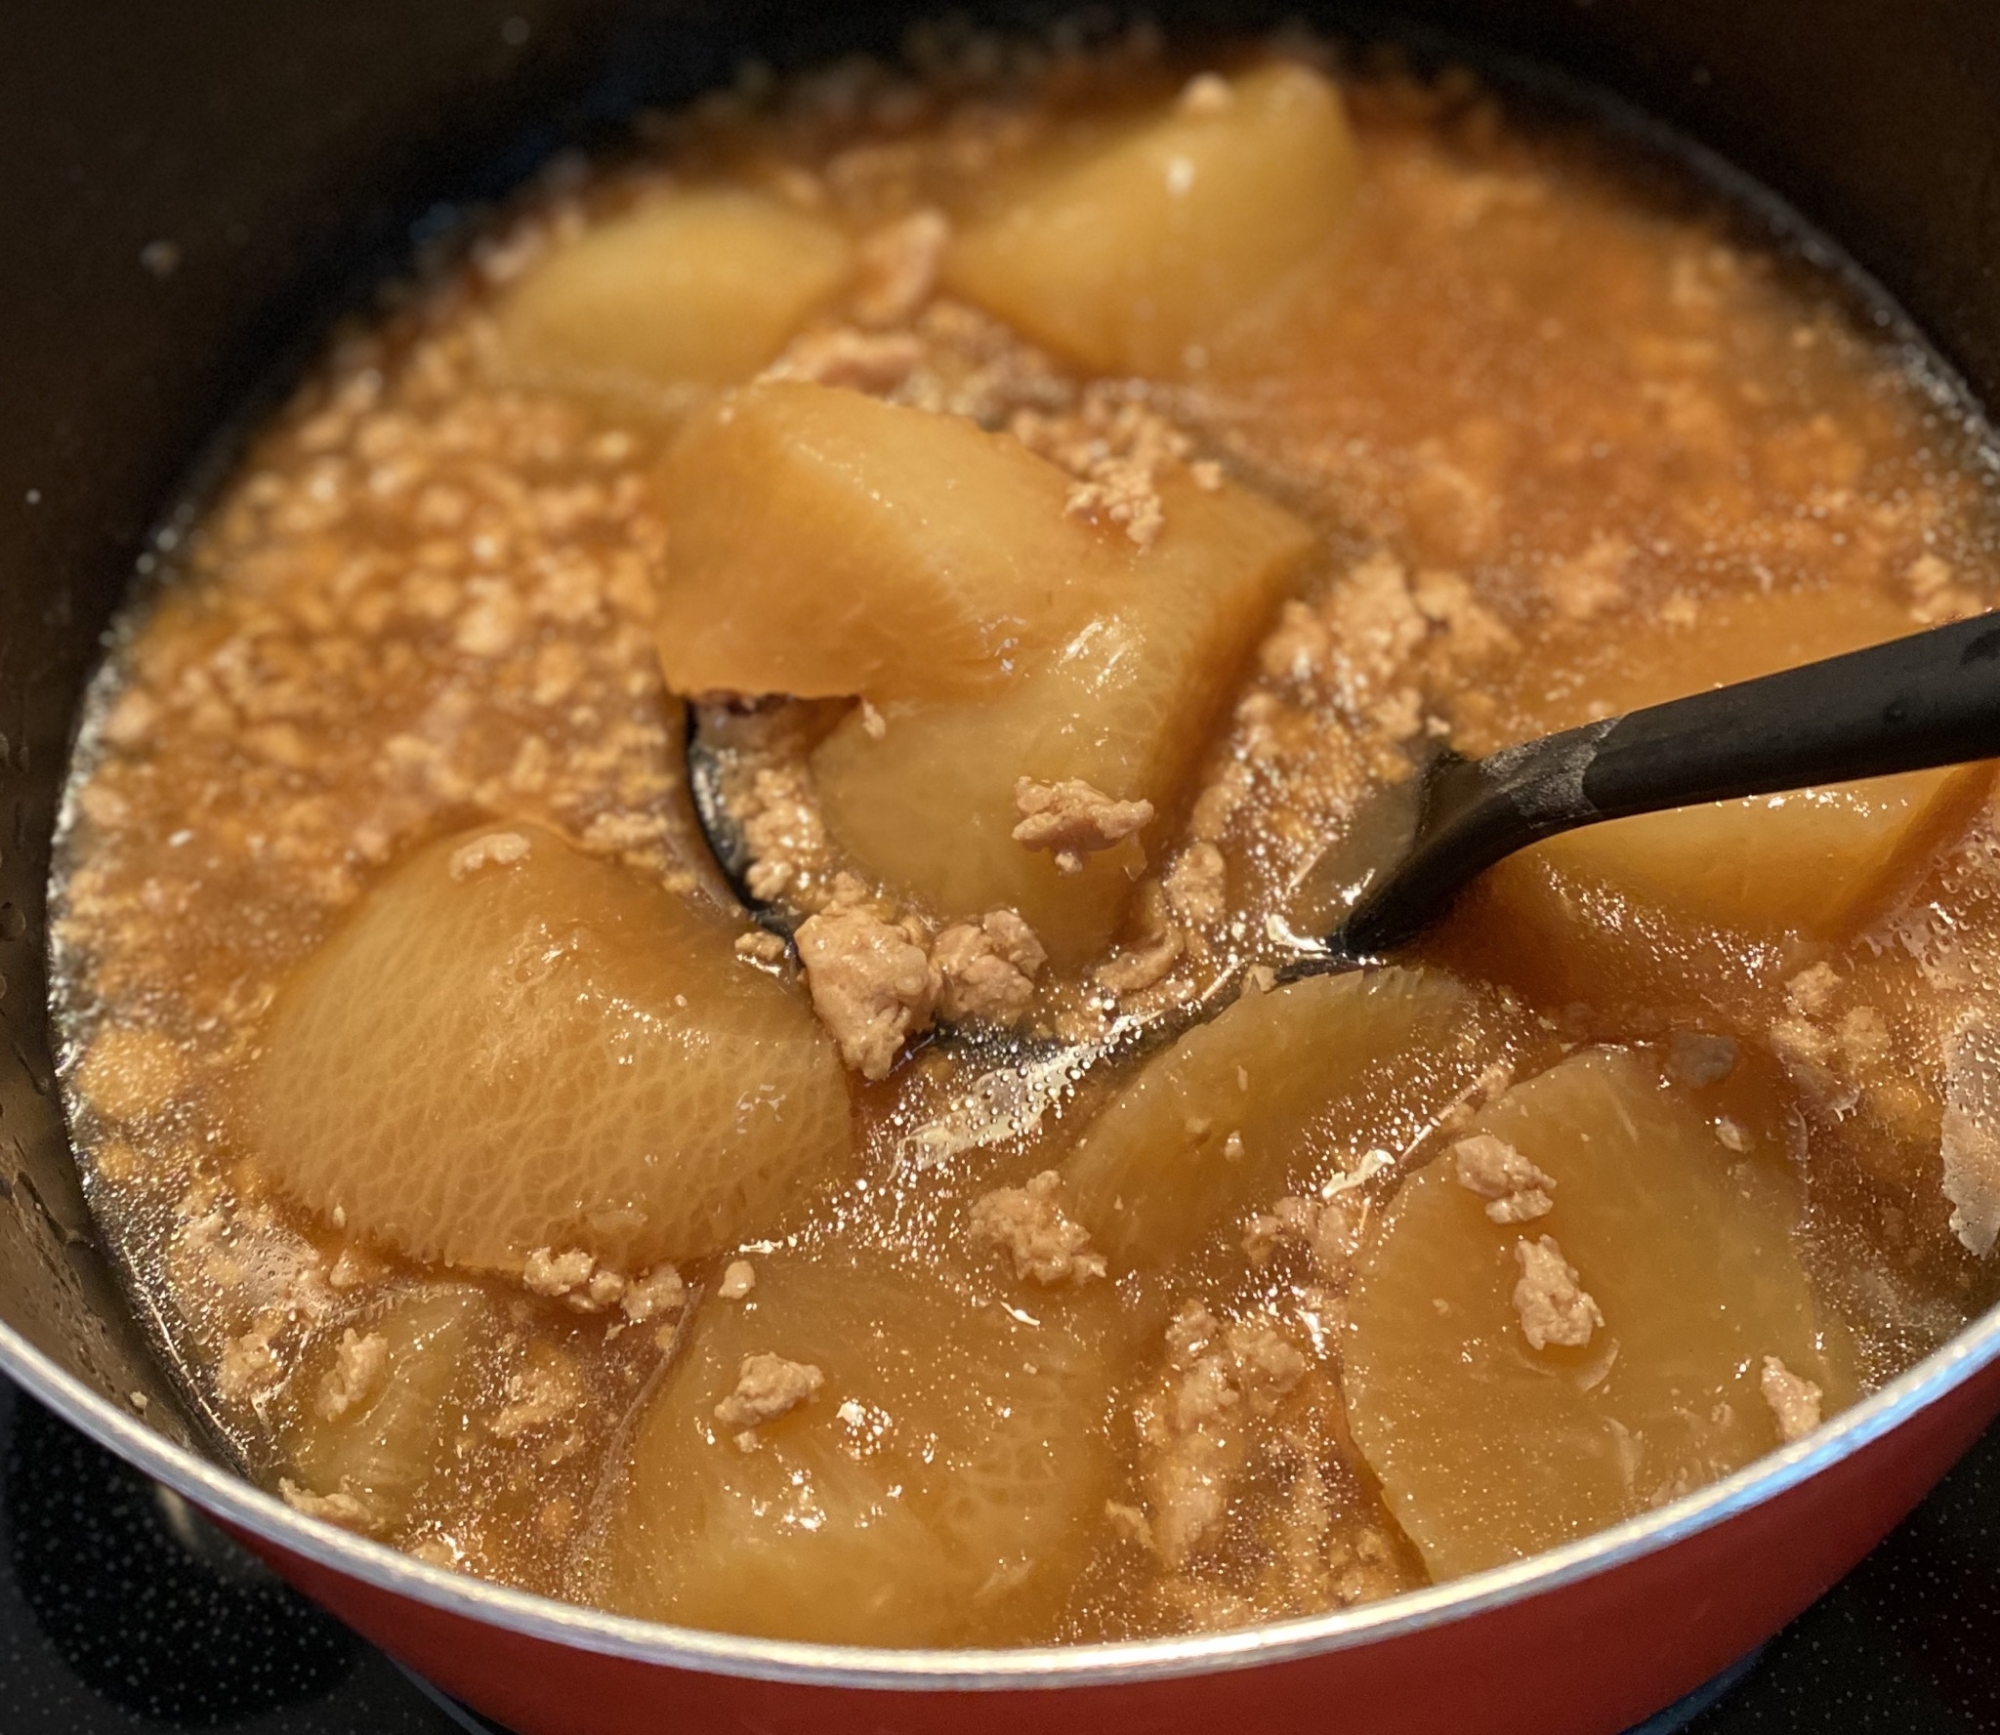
[7, 1307, 1995, 1734]
[3, 4, 1998, 1731]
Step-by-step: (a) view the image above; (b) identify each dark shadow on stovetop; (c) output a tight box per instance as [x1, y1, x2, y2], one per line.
[1, 1372, 1997, 1734]
[0, 1378, 459, 1734]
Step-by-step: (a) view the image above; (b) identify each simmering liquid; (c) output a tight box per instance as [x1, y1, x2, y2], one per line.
[51, 22, 2000, 1646]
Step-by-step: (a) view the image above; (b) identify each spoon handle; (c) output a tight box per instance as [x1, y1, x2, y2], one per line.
[1584, 609, 2000, 812]
[1339, 609, 2000, 956]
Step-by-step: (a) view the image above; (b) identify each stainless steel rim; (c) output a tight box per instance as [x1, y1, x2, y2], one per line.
[5, 1288, 1997, 1693]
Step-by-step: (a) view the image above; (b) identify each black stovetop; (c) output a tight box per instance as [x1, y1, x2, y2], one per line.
[3, 1375, 1997, 1734]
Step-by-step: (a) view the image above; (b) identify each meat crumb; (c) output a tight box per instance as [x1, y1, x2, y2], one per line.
[1243, 1194, 1371, 1275]
[1942, 1011, 2000, 1256]
[793, 903, 939, 1079]
[522, 1247, 596, 1297]
[1768, 1012, 1838, 1079]
[1242, 1214, 1286, 1266]
[580, 1267, 627, 1311]
[1410, 569, 1517, 661]
[1222, 1321, 1310, 1414]
[767, 327, 927, 393]
[740, 765, 827, 903]
[1136, 1305, 1310, 1567]
[75, 1026, 188, 1122]
[859, 698, 888, 740]
[1188, 760, 1249, 844]
[447, 830, 531, 880]
[408, 1536, 459, 1571]
[934, 908, 1047, 1027]
[1511, 1236, 1603, 1350]
[968, 1170, 1107, 1286]
[216, 1325, 284, 1405]
[1785, 962, 1843, 1020]
[852, 208, 951, 327]
[1760, 1356, 1823, 1442]
[1320, 553, 1429, 723]
[1162, 842, 1228, 929]
[733, 929, 790, 965]
[314, 1329, 388, 1422]
[1259, 598, 1333, 687]
[620, 1263, 685, 1324]
[714, 1352, 824, 1431]
[1177, 72, 1235, 117]
[716, 1260, 757, 1301]
[1838, 1004, 1893, 1072]
[489, 1351, 585, 1439]
[1067, 472, 1164, 547]
[1907, 551, 1985, 624]
[1010, 385, 1197, 550]
[327, 1245, 379, 1290]
[279, 1479, 377, 1533]
[1451, 1133, 1557, 1223]
[1105, 1500, 1157, 1549]
[1012, 776, 1154, 873]
[1543, 533, 1632, 621]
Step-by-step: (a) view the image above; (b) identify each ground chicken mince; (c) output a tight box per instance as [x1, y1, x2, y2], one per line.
[51, 20, 2000, 1647]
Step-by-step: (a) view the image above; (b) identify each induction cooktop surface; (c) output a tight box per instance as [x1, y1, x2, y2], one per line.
[3, 1375, 1996, 1734]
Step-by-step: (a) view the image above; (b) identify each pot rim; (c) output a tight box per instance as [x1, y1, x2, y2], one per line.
[4, 1282, 1997, 1692]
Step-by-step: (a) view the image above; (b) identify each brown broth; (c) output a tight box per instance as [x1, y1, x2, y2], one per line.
[49, 24, 2000, 1645]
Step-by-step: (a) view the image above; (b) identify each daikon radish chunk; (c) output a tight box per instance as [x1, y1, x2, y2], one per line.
[280, 1285, 492, 1532]
[1063, 966, 1529, 1268]
[495, 189, 853, 398]
[1345, 1046, 1854, 1581]
[812, 471, 1315, 961]
[654, 381, 1131, 702]
[946, 63, 1361, 375]
[597, 1248, 1116, 1645]
[1488, 585, 1992, 946]
[249, 824, 851, 1275]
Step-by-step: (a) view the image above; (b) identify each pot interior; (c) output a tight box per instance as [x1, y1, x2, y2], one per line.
[2, 0, 1998, 1650]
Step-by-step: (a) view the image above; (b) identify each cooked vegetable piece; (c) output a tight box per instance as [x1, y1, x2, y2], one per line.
[946, 63, 1360, 375]
[812, 471, 1316, 962]
[493, 190, 852, 397]
[280, 1285, 490, 1532]
[248, 823, 852, 1275]
[1345, 1047, 1854, 1582]
[654, 381, 1131, 702]
[1529, 766, 1991, 943]
[597, 1248, 1116, 1645]
[1062, 967, 1529, 1268]
[1483, 586, 1992, 948]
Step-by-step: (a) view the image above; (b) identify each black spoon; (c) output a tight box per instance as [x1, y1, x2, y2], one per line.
[680, 611, 1992, 1151]
[688, 611, 2000, 969]
[682, 610, 2000, 1160]
[1318, 607, 2000, 968]
[683, 702, 800, 940]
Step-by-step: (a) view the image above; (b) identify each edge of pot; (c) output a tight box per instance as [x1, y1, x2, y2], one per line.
[5, 1281, 1999, 1692]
